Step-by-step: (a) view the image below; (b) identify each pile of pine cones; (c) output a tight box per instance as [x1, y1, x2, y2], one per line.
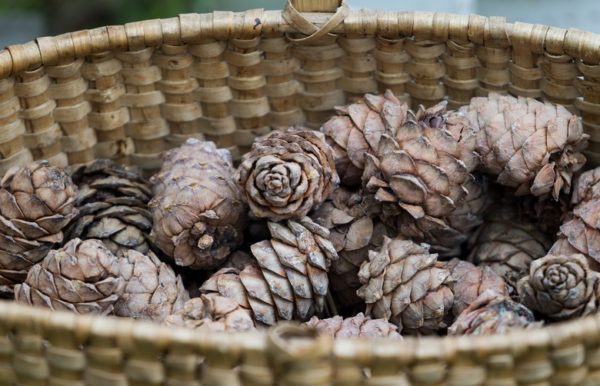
[3, 91, 599, 339]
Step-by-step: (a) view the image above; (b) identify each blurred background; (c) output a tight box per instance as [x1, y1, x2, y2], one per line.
[1, 0, 600, 47]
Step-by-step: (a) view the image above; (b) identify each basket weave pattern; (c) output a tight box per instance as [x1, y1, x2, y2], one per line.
[2, 1, 600, 384]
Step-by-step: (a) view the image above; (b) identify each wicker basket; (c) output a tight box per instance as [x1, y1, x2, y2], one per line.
[1, 0, 600, 384]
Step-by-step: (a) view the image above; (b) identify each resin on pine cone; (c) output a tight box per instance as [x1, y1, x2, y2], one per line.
[236, 127, 339, 221]
[114, 249, 189, 322]
[356, 237, 454, 335]
[165, 294, 256, 332]
[65, 159, 154, 255]
[517, 253, 600, 320]
[305, 313, 402, 339]
[14, 238, 124, 315]
[468, 202, 553, 290]
[449, 290, 541, 335]
[312, 186, 393, 307]
[0, 161, 78, 295]
[457, 93, 588, 199]
[444, 258, 508, 317]
[362, 102, 483, 256]
[150, 139, 246, 269]
[201, 217, 338, 325]
[321, 90, 409, 187]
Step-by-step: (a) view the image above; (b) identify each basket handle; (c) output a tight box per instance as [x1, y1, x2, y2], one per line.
[283, 0, 349, 44]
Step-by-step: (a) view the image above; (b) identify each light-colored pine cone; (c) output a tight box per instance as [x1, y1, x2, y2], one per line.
[357, 237, 454, 335]
[444, 258, 508, 317]
[149, 139, 247, 269]
[113, 249, 189, 322]
[320, 90, 409, 187]
[305, 313, 402, 339]
[449, 290, 542, 335]
[201, 217, 338, 325]
[456, 93, 588, 199]
[468, 203, 553, 291]
[65, 159, 154, 255]
[517, 253, 600, 321]
[14, 238, 124, 315]
[165, 294, 256, 332]
[236, 127, 339, 221]
[0, 161, 79, 296]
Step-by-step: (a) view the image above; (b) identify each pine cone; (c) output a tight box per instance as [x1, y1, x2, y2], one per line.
[305, 313, 402, 339]
[312, 187, 393, 307]
[468, 203, 553, 290]
[114, 249, 189, 322]
[14, 238, 124, 315]
[320, 90, 409, 187]
[448, 290, 541, 335]
[165, 294, 256, 332]
[444, 258, 508, 317]
[389, 174, 490, 257]
[201, 217, 339, 325]
[236, 128, 339, 221]
[550, 168, 600, 266]
[65, 159, 153, 255]
[149, 139, 246, 269]
[458, 93, 588, 199]
[517, 253, 600, 320]
[356, 237, 454, 335]
[0, 161, 78, 295]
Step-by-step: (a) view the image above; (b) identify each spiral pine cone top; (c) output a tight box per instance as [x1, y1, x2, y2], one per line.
[150, 139, 246, 269]
[114, 249, 189, 322]
[0, 161, 78, 295]
[65, 159, 153, 255]
[236, 128, 339, 221]
[357, 237, 454, 335]
[201, 217, 338, 325]
[459, 93, 588, 199]
[321, 90, 408, 187]
[517, 253, 600, 321]
[15, 238, 124, 315]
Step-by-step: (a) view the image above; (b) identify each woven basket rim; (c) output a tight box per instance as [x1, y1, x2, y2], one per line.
[1, 8, 600, 354]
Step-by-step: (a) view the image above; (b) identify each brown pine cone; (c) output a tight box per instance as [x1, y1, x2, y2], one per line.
[65, 159, 153, 255]
[311, 186, 394, 307]
[0, 161, 78, 295]
[457, 93, 588, 199]
[549, 168, 600, 266]
[517, 253, 600, 320]
[468, 203, 553, 290]
[320, 90, 409, 187]
[449, 290, 541, 336]
[149, 139, 246, 269]
[362, 102, 482, 256]
[165, 294, 256, 332]
[389, 174, 490, 257]
[356, 237, 454, 335]
[114, 249, 189, 322]
[444, 259, 508, 317]
[551, 204, 600, 264]
[305, 313, 402, 339]
[201, 217, 338, 325]
[14, 238, 124, 315]
[236, 127, 339, 221]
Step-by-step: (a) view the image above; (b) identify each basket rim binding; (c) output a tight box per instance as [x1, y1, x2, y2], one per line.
[1, 2, 600, 358]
